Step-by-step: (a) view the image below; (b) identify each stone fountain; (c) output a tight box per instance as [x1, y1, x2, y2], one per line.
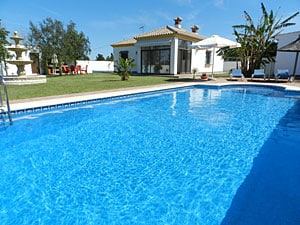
[6, 31, 33, 76]
[4, 31, 46, 85]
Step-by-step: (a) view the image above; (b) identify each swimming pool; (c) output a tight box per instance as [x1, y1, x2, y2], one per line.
[1, 85, 299, 224]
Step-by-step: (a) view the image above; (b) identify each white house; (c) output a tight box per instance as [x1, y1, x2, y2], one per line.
[111, 17, 227, 76]
[275, 31, 300, 77]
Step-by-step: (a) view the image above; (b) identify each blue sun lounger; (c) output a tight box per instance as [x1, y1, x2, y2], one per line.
[275, 69, 293, 81]
[251, 69, 265, 80]
[230, 69, 244, 79]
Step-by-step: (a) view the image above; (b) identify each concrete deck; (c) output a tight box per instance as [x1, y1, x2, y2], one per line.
[6, 77, 300, 112]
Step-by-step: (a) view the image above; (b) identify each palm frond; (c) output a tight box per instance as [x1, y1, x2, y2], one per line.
[280, 12, 299, 25]
[261, 3, 268, 20]
[274, 23, 297, 30]
[243, 11, 255, 28]
[232, 24, 248, 29]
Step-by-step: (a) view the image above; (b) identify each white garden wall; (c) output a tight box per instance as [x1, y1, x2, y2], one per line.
[76, 60, 114, 73]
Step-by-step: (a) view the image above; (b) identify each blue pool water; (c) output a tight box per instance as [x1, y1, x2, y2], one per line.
[0, 85, 299, 224]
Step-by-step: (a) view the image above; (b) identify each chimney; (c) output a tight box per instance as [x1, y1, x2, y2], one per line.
[191, 25, 199, 33]
[174, 16, 182, 28]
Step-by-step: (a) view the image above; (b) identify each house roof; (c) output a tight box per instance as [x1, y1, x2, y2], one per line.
[135, 25, 205, 41]
[111, 38, 137, 47]
[111, 25, 205, 47]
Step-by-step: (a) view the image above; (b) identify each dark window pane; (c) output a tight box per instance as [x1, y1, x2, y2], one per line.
[141, 47, 170, 74]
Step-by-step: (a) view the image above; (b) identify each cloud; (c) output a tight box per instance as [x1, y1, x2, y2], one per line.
[38, 7, 60, 16]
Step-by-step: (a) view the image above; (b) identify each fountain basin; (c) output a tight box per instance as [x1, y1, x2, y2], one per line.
[6, 60, 33, 76]
[6, 60, 33, 66]
[4, 75, 47, 85]
[8, 46, 28, 52]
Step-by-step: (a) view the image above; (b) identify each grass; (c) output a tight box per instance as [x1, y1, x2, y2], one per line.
[6, 72, 230, 100]
[6, 73, 172, 100]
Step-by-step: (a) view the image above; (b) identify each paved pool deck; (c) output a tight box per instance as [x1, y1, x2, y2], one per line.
[7, 77, 300, 112]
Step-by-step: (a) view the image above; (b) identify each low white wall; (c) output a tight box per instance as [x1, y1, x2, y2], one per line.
[76, 60, 114, 73]
[223, 61, 240, 72]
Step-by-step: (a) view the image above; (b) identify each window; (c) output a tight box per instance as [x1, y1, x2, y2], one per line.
[119, 51, 128, 59]
[141, 46, 170, 74]
[205, 50, 212, 65]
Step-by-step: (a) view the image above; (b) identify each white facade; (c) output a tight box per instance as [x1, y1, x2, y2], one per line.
[191, 47, 225, 74]
[113, 34, 230, 75]
[275, 31, 300, 76]
[112, 45, 138, 72]
[112, 39, 226, 76]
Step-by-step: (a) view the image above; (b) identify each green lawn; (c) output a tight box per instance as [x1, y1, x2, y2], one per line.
[6, 73, 172, 100]
[6, 72, 229, 100]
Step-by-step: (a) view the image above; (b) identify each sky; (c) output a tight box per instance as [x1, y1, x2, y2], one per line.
[1, 0, 299, 60]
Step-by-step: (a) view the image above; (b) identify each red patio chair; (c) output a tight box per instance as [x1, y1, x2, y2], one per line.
[76, 65, 82, 74]
[62, 65, 70, 74]
[70, 65, 77, 75]
[81, 65, 88, 74]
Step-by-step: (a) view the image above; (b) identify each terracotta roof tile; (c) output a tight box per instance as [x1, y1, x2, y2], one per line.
[135, 25, 205, 40]
[111, 38, 137, 47]
[112, 25, 206, 47]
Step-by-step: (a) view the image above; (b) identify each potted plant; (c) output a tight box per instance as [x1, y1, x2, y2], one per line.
[201, 73, 208, 80]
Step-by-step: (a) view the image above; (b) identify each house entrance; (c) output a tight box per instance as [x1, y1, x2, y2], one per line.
[177, 40, 191, 74]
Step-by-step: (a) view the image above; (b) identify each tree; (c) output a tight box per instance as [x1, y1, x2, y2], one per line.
[0, 28, 10, 75]
[62, 21, 90, 64]
[115, 57, 136, 80]
[28, 18, 90, 75]
[231, 3, 299, 77]
[96, 53, 105, 61]
[96, 53, 114, 61]
[28, 18, 65, 74]
[106, 53, 114, 61]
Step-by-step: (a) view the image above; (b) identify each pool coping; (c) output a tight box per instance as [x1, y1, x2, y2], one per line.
[4, 81, 300, 114]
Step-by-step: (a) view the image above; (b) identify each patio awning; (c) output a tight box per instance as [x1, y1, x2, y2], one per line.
[278, 35, 300, 52]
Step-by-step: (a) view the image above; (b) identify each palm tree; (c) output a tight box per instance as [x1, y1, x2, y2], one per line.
[115, 57, 136, 80]
[232, 3, 299, 77]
